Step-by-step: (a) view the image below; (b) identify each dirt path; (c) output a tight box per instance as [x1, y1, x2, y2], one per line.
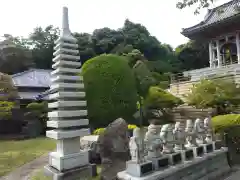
[0, 154, 48, 180]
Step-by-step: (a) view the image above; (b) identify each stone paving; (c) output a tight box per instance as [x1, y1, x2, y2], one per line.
[0, 154, 48, 180]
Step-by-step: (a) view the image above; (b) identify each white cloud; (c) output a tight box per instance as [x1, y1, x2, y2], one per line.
[0, 0, 231, 48]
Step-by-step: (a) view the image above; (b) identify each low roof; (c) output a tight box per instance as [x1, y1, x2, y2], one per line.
[182, 0, 240, 38]
[12, 69, 51, 88]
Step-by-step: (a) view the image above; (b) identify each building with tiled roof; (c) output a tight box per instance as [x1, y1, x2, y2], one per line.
[181, 0, 240, 80]
[11, 69, 51, 101]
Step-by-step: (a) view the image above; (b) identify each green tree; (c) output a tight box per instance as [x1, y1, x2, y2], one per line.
[29, 25, 59, 69]
[0, 72, 18, 101]
[82, 54, 138, 127]
[175, 40, 209, 71]
[144, 86, 183, 110]
[0, 39, 34, 74]
[73, 33, 96, 64]
[186, 77, 240, 114]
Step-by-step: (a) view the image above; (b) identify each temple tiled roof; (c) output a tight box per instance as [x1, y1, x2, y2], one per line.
[182, 0, 240, 34]
[12, 69, 51, 88]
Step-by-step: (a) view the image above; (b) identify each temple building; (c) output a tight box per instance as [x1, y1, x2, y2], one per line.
[181, 0, 240, 81]
[170, 0, 240, 100]
[11, 69, 51, 105]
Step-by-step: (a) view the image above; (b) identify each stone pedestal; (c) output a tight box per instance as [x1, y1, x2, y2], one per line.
[147, 156, 169, 170]
[44, 163, 97, 180]
[168, 152, 183, 165]
[184, 149, 194, 161]
[126, 160, 153, 177]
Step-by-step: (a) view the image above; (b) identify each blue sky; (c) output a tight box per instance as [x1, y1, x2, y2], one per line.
[0, 0, 230, 48]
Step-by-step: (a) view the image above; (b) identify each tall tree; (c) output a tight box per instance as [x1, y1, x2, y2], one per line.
[175, 40, 209, 71]
[0, 39, 34, 74]
[73, 33, 96, 64]
[29, 25, 59, 69]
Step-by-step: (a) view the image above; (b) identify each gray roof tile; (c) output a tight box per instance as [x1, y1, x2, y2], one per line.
[182, 0, 240, 33]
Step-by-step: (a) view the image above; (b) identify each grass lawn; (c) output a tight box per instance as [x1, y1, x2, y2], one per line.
[31, 167, 101, 180]
[0, 137, 55, 177]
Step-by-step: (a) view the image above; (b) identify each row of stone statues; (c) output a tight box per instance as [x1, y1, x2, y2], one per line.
[129, 117, 213, 162]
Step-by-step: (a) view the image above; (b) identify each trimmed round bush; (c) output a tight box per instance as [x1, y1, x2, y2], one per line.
[212, 114, 240, 133]
[82, 54, 138, 127]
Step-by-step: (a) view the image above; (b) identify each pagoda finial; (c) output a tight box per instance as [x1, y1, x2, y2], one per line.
[61, 7, 72, 37]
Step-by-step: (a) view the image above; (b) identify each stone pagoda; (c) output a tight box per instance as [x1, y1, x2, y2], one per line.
[45, 7, 91, 179]
[181, 0, 240, 80]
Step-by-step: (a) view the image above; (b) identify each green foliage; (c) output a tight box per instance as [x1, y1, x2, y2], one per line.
[186, 78, 240, 111]
[26, 101, 48, 131]
[0, 101, 15, 120]
[0, 37, 34, 74]
[82, 54, 138, 127]
[93, 128, 106, 135]
[0, 73, 19, 101]
[93, 124, 138, 135]
[175, 40, 209, 71]
[144, 86, 183, 110]
[212, 114, 240, 133]
[176, 0, 214, 14]
[133, 60, 158, 98]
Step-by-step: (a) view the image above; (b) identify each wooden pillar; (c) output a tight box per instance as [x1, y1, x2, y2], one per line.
[209, 42, 213, 68]
[216, 40, 221, 67]
[236, 32, 240, 64]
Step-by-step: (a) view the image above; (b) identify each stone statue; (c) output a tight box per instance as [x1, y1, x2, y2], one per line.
[160, 124, 175, 154]
[204, 117, 213, 143]
[173, 121, 186, 151]
[144, 124, 162, 158]
[194, 118, 206, 145]
[129, 127, 145, 163]
[97, 118, 130, 180]
[185, 119, 197, 148]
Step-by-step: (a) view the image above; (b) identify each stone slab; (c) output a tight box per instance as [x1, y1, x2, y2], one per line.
[44, 164, 97, 180]
[117, 148, 230, 180]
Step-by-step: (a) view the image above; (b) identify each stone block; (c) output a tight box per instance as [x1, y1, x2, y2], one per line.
[48, 151, 89, 171]
[44, 163, 96, 180]
[168, 152, 182, 165]
[148, 156, 169, 170]
[184, 149, 194, 161]
[126, 160, 153, 177]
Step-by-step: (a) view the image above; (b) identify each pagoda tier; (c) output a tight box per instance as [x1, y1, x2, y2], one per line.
[46, 7, 89, 172]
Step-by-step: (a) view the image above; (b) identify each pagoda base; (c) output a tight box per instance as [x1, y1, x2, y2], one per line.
[44, 163, 97, 180]
[49, 151, 89, 171]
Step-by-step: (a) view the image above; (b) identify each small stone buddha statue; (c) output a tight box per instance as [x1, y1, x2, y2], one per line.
[160, 124, 175, 154]
[173, 121, 186, 151]
[204, 117, 213, 143]
[144, 124, 162, 158]
[129, 127, 145, 163]
[185, 119, 197, 148]
[194, 118, 207, 145]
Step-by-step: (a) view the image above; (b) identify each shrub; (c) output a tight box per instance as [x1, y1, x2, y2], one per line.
[93, 124, 138, 135]
[144, 86, 183, 109]
[26, 101, 48, 134]
[0, 101, 15, 120]
[93, 128, 106, 135]
[0, 72, 18, 101]
[212, 114, 240, 133]
[128, 124, 138, 130]
[186, 78, 240, 114]
[82, 54, 138, 127]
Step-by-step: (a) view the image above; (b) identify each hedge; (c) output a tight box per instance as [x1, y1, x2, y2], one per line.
[82, 54, 138, 127]
[212, 114, 240, 133]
